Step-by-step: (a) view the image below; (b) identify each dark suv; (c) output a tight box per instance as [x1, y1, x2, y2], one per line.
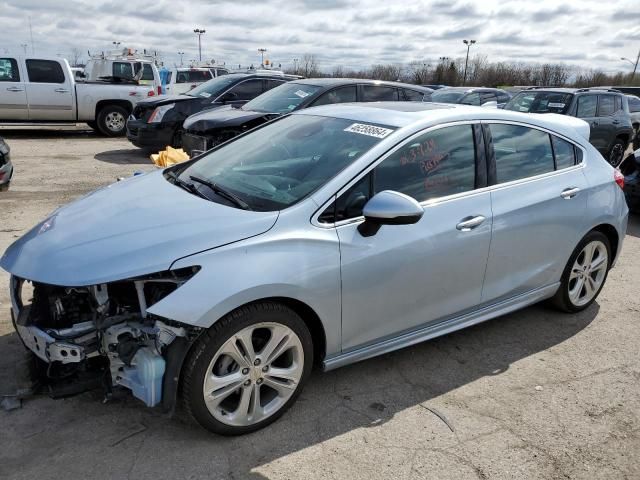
[504, 88, 634, 166]
[126, 73, 299, 152]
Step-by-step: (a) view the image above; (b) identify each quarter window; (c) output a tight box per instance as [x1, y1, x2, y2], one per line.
[552, 136, 576, 169]
[312, 86, 357, 106]
[374, 125, 476, 202]
[576, 95, 597, 118]
[490, 124, 554, 183]
[0, 58, 19, 82]
[26, 59, 65, 83]
[361, 85, 399, 101]
[598, 95, 615, 117]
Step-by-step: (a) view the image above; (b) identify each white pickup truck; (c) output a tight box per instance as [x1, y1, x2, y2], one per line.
[0, 56, 155, 136]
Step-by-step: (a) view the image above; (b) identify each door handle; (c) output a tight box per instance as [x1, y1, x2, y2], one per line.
[591, 121, 598, 127]
[6, 87, 24, 92]
[54, 88, 70, 93]
[560, 187, 580, 199]
[456, 215, 486, 231]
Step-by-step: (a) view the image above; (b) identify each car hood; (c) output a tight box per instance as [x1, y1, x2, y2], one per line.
[0, 170, 278, 286]
[136, 94, 196, 109]
[184, 105, 278, 133]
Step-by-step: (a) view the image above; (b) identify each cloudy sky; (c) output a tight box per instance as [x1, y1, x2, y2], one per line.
[0, 0, 638, 73]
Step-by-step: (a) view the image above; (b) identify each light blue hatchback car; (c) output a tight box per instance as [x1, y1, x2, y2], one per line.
[1, 102, 628, 434]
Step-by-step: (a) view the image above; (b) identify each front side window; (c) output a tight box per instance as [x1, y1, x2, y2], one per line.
[374, 125, 476, 202]
[312, 86, 357, 106]
[552, 136, 576, 169]
[403, 89, 425, 101]
[227, 79, 263, 100]
[242, 82, 322, 113]
[576, 95, 597, 118]
[0, 58, 19, 82]
[26, 60, 65, 83]
[179, 115, 393, 211]
[431, 90, 465, 103]
[264, 79, 285, 91]
[361, 85, 399, 102]
[598, 95, 615, 117]
[490, 124, 554, 183]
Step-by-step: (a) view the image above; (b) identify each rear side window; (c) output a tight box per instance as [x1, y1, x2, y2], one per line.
[552, 136, 576, 169]
[141, 64, 154, 81]
[0, 58, 19, 81]
[264, 79, 285, 91]
[26, 60, 65, 83]
[403, 89, 425, 101]
[312, 86, 357, 106]
[490, 124, 554, 183]
[628, 96, 640, 113]
[228, 79, 263, 100]
[113, 62, 134, 78]
[374, 124, 476, 202]
[576, 95, 597, 118]
[361, 85, 399, 101]
[598, 95, 615, 117]
[497, 92, 511, 103]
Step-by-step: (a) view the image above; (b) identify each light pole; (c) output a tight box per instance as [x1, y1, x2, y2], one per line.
[621, 50, 640, 83]
[194, 28, 205, 62]
[293, 58, 299, 74]
[21, 43, 27, 55]
[178, 51, 185, 66]
[258, 48, 267, 67]
[463, 39, 476, 85]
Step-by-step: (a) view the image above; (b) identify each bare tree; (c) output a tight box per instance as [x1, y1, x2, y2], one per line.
[69, 47, 82, 67]
[300, 54, 321, 77]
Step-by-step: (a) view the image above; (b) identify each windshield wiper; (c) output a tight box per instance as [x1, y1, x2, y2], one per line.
[189, 175, 252, 210]
[166, 171, 210, 200]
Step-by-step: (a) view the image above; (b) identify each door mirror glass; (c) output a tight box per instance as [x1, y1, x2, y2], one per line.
[358, 190, 424, 237]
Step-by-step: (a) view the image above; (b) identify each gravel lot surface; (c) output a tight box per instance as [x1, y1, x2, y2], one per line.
[1, 127, 639, 480]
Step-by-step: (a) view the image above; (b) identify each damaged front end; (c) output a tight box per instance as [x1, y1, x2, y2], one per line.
[9, 267, 203, 410]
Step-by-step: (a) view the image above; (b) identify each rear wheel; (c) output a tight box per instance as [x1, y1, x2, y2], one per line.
[96, 105, 128, 137]
[551, 231, 611, 312]
[607, 138, 626, 167]
[182, 302, 313, 435]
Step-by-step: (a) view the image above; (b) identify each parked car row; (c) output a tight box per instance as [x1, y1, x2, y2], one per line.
[1, 102, 629, 434]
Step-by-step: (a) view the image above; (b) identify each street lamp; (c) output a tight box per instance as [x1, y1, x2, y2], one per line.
[293, 57, 299, 74]
[178, 51, 185, 66]
[463, 39, 476, 85]
[258, 48, 267, 67]
[621, 51, 640, 83]
[194, 28, 206, 62]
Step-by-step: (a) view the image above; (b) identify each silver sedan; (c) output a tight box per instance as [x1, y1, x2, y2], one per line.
[1, 103, 628, 435]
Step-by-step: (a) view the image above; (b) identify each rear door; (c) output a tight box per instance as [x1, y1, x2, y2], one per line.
[359, 84, 399, 102]
[595, 94, 617, 153]
[575, 94, 605, 152]
[0, 57, 27, 120]
[482, 122, 588, 303]
[25, 59, 74, 121]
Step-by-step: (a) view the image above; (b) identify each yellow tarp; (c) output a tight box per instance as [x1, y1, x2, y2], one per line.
[151, 146, 190, 167]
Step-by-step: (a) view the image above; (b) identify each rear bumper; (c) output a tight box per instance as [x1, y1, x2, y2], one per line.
[126, 117, 176, 150]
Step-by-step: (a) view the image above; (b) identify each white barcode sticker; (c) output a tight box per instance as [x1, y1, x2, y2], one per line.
[344, 123, 394, 138]
[295, 90, 310, 98]
[548, 102, 565, 108]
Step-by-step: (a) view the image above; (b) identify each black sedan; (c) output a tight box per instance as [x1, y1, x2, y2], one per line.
[126, 73, 299, 151]
[0, 137, 12, 192]
[181, 78, 433, 156]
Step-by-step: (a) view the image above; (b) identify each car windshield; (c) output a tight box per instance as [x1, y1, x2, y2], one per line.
[175, 70, 212, 83]
[430, 90, 465, 103]
[243, 83, 322, 113]
[177, 114, 394, 211]
[504, 91, 573, 114]
[189, 75, 247, 99]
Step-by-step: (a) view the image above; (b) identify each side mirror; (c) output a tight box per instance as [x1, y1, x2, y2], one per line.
[481, 100, 498, 108]
[358, 190, 424, 237]
[221, 91, 239, 103]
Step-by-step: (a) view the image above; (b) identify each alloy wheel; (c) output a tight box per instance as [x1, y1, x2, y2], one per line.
[608, 143, 624, 167]
[568, 240, 608, 307]
[202, 322, 304, 427]
[105, 112, 125, 133]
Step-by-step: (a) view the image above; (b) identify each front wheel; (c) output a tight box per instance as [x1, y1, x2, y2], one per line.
[182, 302, 313, 435]
[551, 231, 611, 312]
[96, 105, 128, 137]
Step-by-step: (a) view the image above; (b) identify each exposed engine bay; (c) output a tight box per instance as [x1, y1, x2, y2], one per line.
[10, 267, 202, 408]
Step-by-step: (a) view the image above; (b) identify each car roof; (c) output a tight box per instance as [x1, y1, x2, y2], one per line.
[294, 102, 591, 141]
[435, 87, 506, 93]
[291, 78, 432, 92]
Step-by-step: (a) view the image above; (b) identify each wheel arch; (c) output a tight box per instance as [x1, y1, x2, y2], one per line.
[591, 223, 619, 263]
[95, 99, 134, 118]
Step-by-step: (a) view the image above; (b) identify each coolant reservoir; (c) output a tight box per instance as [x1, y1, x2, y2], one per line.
[119, 348, 166, 407]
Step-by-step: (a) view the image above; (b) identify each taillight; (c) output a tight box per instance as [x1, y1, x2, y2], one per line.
[147, 90, 155, 97]
[157, 85, 162, 96]
[614, 169, 624, 190]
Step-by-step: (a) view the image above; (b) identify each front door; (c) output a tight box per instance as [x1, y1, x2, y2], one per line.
[0, 57, 27, 120]
[337, 123, 493, 351]
[25, 59, 74, 121]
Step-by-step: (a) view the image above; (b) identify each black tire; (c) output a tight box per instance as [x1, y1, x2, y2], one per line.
[182, 302, 313, 435]
[607, 138, 626, 167]
[551, 231, 611, 313]
[633, 129, 639, 151]
[0, 182, 9, 192]
[96, 105, 128, 137]
[86, 120, 99, 132]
